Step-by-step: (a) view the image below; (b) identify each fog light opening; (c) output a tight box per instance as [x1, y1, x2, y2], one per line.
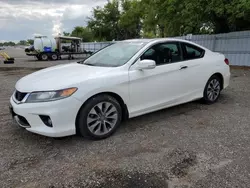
[39, 115, 53, 127]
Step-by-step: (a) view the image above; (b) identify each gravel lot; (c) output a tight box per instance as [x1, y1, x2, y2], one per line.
[1, 48, 250, 188]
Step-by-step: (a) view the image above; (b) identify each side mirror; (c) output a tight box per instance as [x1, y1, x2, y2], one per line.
[136, 59, 156, 70]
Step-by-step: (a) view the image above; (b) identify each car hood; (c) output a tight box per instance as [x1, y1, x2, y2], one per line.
[15, 63, 114, 92]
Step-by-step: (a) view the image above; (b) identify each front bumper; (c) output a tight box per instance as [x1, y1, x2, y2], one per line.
[10, 95, 82, 137]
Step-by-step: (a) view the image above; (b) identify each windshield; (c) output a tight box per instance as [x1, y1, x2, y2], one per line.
[79, 42, 146, 67]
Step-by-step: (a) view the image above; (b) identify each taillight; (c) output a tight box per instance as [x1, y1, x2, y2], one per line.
[224, 58, 229, 65]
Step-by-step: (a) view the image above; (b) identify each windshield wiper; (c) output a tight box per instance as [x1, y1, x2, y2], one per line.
[77, 60, 85, 64]
[77, 60, 94, 66]
[83, 62, 97, 66]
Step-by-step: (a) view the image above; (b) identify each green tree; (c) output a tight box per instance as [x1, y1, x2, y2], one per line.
[18, 40, 28, 45]
[86, 0, 250, 40]
[142, 0, 250, 36]
[202, 0, 250, 33]
[1, 41, 16, 46]
[27, 39, 34, 45]
[63, 31, 70, 36]
[71, 26, 94, 42]
[88, 0, 121, 41]
[119, 0, 143, 39]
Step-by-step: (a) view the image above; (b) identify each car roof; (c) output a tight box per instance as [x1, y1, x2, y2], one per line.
[123, 38, 191, 43]
[121, 38, 209, 51]
[123, 38, 153, 42]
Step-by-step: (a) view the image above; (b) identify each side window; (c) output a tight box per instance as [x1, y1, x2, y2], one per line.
[141, 48, 156, 62]
[141, 42, 182, 66]
[182, 43, 205, 60]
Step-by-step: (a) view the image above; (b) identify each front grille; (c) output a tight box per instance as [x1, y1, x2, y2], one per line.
[15, 90, 27, 101]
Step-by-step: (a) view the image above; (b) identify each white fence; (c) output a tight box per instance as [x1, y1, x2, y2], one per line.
[81, 30, 250, 66]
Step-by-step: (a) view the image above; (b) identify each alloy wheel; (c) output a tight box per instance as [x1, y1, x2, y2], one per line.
[87, 102, 118, 136]
[207, 79, 221, 101]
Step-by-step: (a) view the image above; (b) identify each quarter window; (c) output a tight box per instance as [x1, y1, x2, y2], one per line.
[182, 43, 205, 60]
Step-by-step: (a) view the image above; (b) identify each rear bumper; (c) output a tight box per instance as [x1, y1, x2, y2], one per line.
[223, 71, 231, 89]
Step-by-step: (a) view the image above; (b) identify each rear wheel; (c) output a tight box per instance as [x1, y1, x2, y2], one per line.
[203, 75, 222, 104]
[50, 53, 58, 61]
[77, 95, 122, 140]
[40, 53, 49, 61]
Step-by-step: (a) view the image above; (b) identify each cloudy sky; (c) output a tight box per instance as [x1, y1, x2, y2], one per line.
[0, 0, 106, 42]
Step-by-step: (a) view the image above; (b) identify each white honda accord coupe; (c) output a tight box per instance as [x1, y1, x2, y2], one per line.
[10, 38, 230, 139]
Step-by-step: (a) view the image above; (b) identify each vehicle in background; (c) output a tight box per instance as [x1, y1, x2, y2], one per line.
[24, 36, 93, 61]
[0, 51, 15, 64]
[10, 38, 230, 139]
[0, 47, 5, 50]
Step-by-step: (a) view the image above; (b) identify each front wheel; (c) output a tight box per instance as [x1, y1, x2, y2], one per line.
[77, 95, 122, 140]
[203, 75, 222, 104]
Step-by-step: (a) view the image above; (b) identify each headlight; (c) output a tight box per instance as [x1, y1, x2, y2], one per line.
[25, 87, 77, 103]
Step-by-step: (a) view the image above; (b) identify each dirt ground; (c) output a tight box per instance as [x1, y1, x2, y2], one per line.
[0, 48, 250, 188]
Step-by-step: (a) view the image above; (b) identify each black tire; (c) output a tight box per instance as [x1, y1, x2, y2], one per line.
[50, 53, 58, 61]
[37, 56, 42, 60]
[77, 95, 122, 140]
[4, 60, 14, 64]
[203, 75, 222, 104]
[40, 53, 49, 61]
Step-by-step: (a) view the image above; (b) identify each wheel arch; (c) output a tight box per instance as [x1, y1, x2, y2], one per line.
[75, 92, 129, 135]
[210, 72, 224, 89]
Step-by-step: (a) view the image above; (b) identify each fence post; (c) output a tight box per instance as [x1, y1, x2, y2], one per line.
[212, 36, 217, 52]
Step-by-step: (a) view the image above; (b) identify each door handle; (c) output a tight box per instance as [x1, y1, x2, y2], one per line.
[180, 66, 188, 70]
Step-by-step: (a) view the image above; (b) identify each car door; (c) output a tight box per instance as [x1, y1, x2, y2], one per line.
[178, 42, 208, 97]
[128, 42, 189, 117]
